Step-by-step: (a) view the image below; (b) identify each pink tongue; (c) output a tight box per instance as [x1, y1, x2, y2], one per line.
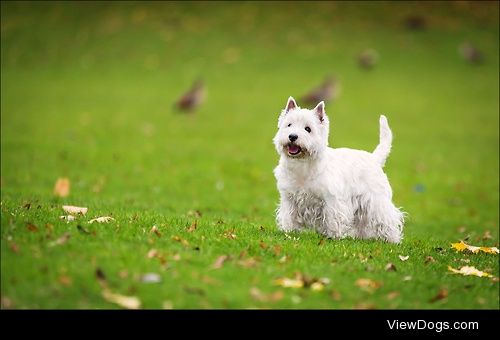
[288, 145, 300, 154]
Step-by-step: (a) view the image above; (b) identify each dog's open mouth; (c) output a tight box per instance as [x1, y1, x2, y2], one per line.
[287, 143, 302, 156]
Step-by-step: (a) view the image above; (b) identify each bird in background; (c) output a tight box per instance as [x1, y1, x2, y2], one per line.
[175, 78, 206, 112]
[459, 42, 483, 64]
[301, 76, 340, 106]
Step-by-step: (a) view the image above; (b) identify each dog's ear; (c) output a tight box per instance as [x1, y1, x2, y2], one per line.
[313, 101, 325, 122]
[285, 96, 297, 113]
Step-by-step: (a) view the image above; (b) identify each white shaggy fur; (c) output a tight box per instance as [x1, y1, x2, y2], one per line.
[273, 97, 404, 243]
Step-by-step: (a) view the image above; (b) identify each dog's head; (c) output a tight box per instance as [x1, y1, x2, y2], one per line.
[273, 96, 330, 159]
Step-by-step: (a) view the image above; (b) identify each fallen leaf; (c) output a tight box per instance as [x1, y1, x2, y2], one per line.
[331, 289, 342, 301]
[457, 226, 466, 233]
[355, 278, 382, 293]
[429, 288, 448, 303]
[212, 255, 229, 269]
[385, 263, 397, 271]
[62, 205, 87, 215]
[273, 245, 282, 256]
[102, 289, 141, 309]
[278, 255, 290, 264]
[147, 249, 159, 258]
[187, 210, 202, 218]
[186, 221, 197, 233]
[150, 225, 161, 237]
[451, 240, 499, 254]
[399, 255, 409, 261]
[48, 232, 71, 247]
[250, 287, 284, 302]
[223, 229, 237, 239]
[171, 236, 189, 247]
[9, 242, 20, 254]
[60, 215, 76, 222]
[310, 282, 325, 292]
[448, 265, 494, 278]
[424, 256, 436, 265]
[387, 291, 400, 300]
[318, 239, 325, 246]
[26, 223, 39, 232]
[402, 276, 412, 281]
[140, 273, 161, 283]
[482, 230, 492, 240]
[238, 257, 259, 268]
[259, 240, 268, 249]
[88, 216, 115, 224]
[274, 277, 304, 288]
[58, 275, 72, 286]
[119, 270, 129, 279]
[54, 177, 70, 197]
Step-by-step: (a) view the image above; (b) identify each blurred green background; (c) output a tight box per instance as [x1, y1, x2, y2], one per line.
[1, 1, 498, 309]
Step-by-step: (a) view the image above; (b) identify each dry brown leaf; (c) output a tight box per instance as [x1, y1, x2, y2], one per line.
[387, 291, 400, 300]
[355, 278, 382, 293]
[482, 230, 492, 240]
[385, 263, 397, 272]
[399, 255, 409, 261]
[259, 240, 268, 249]
[147, 249, 159, 258]
[212, 255, 229, 269]
[150, 225, 161, 237]
[186, 221, 197, 233]
[249, 287, 284, 302]
[88, 216, 115, 224]
[331, 289, 342, 301]
[238, 257, 259, 268]
[102, 289, 141, 309]
[450, 240, 499, 254]
[171, 235, 189, 247]
[54, 178, 70, 197]
[424, 256, 436, 265]
[26, 223, 39, 232]
[448, 265, 494, 278]
[62, 205, 87, 215]
[273, 245, 282, 256]
[119, 270, 129, 279]
[9, 242, 20, 254]
[48, 232, 71, 247]
[58, 275, 72, 286]
[429, 288, 448, 303]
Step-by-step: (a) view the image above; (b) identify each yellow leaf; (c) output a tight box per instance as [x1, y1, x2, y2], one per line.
[451, 240, 498, 254]
[448, 265, 493, 278]
[274, 277, 304, 288]
[310, 282, 324, 292]
[102, 289, 141, 309]
[355, 278, 382, 293]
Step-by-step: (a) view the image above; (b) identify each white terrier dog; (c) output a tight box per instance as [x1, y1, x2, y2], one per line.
[273, 97, 404, 243]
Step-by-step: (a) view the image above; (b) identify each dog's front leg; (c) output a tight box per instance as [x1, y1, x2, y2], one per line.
[276, 195, 302, 232]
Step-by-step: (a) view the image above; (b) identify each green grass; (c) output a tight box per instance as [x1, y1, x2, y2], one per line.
[1, 1, 498, 309]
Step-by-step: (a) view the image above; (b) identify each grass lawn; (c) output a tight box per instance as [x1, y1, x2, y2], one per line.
[1, 1, 498, 309]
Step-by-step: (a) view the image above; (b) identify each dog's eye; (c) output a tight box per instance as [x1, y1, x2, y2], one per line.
[287, 124, 291, 127]
[305, 126, 311, 133]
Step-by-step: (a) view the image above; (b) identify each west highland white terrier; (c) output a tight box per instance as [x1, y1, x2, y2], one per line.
[273, 97, 404, 243]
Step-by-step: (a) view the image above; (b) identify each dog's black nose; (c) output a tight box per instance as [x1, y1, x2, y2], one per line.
[288, 134, 298, 142]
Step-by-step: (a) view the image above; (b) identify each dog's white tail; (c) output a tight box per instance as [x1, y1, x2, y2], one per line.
[372, 115, 392, 167]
